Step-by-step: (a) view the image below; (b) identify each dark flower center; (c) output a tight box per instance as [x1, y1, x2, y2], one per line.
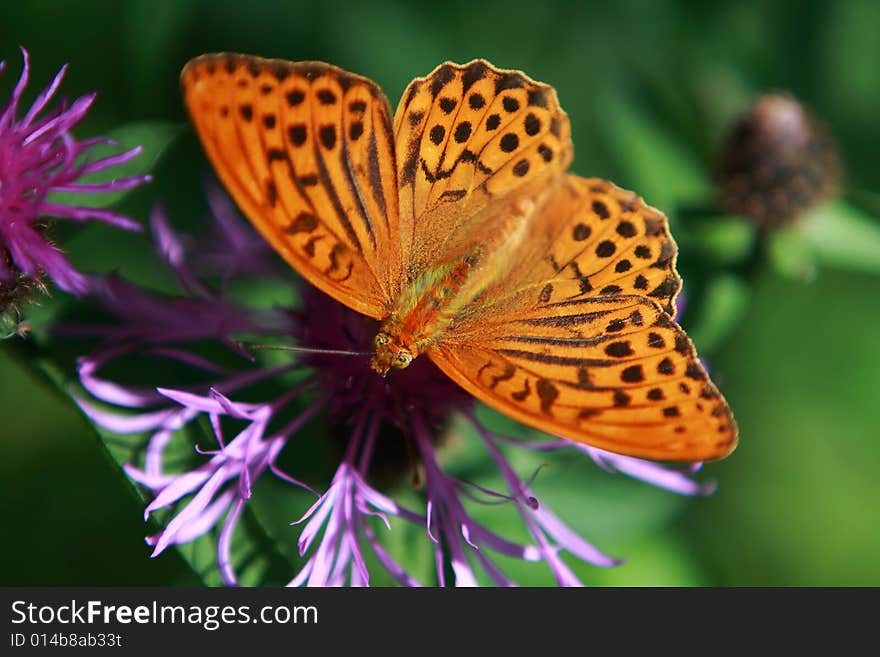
[292, 286, 470, 483]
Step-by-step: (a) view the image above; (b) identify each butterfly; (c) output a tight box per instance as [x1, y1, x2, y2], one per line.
[180, 54, 737, 461]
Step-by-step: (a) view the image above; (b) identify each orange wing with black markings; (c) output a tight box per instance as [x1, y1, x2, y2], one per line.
[183, 54, 738, 461]
[429, 178, 737, 461]
[181, 53, 401, 318]
[392, 59, 572, 276]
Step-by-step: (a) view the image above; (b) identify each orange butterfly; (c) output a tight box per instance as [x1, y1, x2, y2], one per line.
[180, 54, 737, 461]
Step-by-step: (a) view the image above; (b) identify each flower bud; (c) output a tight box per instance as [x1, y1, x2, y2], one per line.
[718, 94, 840, 228]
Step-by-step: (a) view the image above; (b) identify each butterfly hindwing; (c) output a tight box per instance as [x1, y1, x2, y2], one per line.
[465, 175, 682, 321]
[181, 53, 401, 318]
[430, 174, 736, 460]
[431, 295, 736, 461]
[540, 177, 681, 315]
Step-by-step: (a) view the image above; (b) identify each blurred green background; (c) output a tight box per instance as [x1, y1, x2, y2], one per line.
[1, 0, 878, 586]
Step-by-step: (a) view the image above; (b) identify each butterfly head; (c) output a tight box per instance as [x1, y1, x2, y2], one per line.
[371, 332, 415, 375]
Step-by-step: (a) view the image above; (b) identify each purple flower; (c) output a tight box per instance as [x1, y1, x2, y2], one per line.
[0, 47, 149, 301]
[68, 184, 716, 587]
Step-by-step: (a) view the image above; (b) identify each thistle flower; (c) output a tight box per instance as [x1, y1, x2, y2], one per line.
[0, 47, 149, 313]
[68, 184, 716, 587]
[718, 93, 840, 229]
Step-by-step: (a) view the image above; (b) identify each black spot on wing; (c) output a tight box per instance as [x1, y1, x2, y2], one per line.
[500, 133, 519, 152]
[605, 341, 634, 358]
[469, 94, 485, 110]
[462, 61, 490, 92]
[273, 63, 292, 81]
[317, 89, 336, 105]
[502, 96, 520, 113]
[524, 113, 541, 136]
[286, 211, 319, 234]
[319, 125, 336, 149]
[648, 277, 679, 300]
[528, 88, 550, 107]
[573, 223, 591, 241]
[620, 365, 644, 383]
[439, 97, 457, 114]
[288, 124, 307, 146]
[287, 89, 305, 106]
[536, 379, 559, 415]
[495, 72, 525, 93]
[430, 65, 456, 96]
[430, 125, 446, 145]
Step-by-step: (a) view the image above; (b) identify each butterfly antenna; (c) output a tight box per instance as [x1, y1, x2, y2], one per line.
[237, 342, 372, 357]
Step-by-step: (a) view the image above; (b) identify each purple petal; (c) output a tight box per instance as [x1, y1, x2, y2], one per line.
[175, 489, 236, 544]
[75, 397, 182, 434]
[581, 446, 716, 496]
[0, 47, 30, 130]
[36, 203, 142, 231]
[217, 499, 245, 586]
[20, 63, 67, 127]
[77, 144, 144, 174]
[533, 504, 622, 568]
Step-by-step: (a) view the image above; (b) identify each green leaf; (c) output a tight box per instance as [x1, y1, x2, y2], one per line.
[124, 1, 198, 112]
[686, 273, 751, 354]
[49, 121, 182, 209]
[579, 534, 708, 587]
[800, 200, 880, 275]
[596, 92, 711, 210]
[682, 215, 756, 266]
[767, 224, 819, 282]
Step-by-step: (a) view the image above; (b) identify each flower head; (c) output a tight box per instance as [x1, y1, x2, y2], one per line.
[0, 47, 149, 311]
[68, 183, 716, 586]
[717, 93, 840, 229]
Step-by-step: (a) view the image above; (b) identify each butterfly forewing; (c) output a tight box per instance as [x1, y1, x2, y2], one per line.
[181, 54, 401, 318]
[393, 60, 573, 275]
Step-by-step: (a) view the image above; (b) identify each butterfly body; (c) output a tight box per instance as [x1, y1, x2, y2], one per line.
[373, 190, 543, 374]
[182, 53, 739, 461]
[372, 253, 476, 373]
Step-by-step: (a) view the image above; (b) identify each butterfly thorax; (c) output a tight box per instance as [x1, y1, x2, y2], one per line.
[371, 253, 479, 374]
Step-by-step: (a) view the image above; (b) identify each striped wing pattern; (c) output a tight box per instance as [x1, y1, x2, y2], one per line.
[429, 176, 737, 460]
[432, 295, 736, 460]
[181, 53, 401, 318]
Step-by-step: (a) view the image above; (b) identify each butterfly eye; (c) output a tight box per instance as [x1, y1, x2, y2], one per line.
[394, 351, 413, 369]
[374, 333, 390, 347]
